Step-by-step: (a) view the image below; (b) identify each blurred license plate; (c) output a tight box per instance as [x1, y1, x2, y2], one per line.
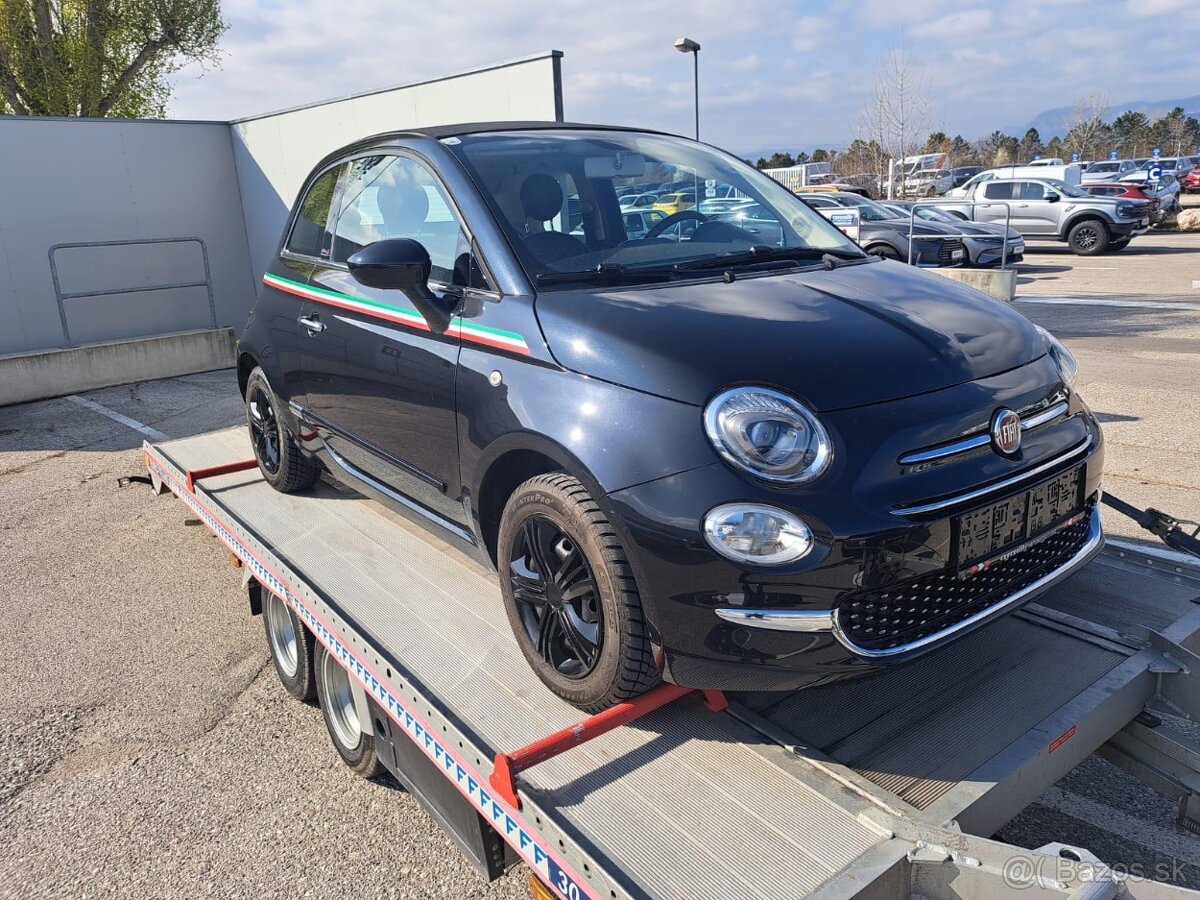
[954, 466, 1084, 574]
[951, 249, 965, 259]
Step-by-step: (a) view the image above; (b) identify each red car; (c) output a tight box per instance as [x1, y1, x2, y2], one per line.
[1079, 182, 1161, 217]
[1182, 163, 1200, 194]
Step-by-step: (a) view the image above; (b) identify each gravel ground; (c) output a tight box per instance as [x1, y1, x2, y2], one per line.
[1, 229, 1199, 897]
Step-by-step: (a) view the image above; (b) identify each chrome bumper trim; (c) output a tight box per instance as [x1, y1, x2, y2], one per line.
[898, 401, 1070, 466]
[714, 508, 1104, 655]
[835, 507, 1103, 659]
[892, 433, 1093, 517]
[712, 607, 835, 632]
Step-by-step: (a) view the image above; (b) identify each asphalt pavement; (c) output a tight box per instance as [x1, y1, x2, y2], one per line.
[1, 227, 1198, 897]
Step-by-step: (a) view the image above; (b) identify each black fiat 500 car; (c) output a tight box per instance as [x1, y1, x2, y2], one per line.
[238, 123, 1103, 711]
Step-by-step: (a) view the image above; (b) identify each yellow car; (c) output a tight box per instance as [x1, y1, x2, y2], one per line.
[653, 191, 697, 215]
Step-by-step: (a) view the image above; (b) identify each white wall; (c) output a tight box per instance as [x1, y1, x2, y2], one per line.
[0, 51, 563, 358]
[230, 51, 563, 282]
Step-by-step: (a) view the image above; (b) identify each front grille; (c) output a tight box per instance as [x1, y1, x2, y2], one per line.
[938, 240, 964, 262]
[835, 507, 1093, 654]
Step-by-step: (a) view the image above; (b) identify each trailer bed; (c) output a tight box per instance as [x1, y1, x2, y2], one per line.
[145, 428, 1200, 900]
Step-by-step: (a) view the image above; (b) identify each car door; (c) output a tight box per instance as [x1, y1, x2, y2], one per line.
[977, 181, 1017, 227]
[296, 152, 477, 532]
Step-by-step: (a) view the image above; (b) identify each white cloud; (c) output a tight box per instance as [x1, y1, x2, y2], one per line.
[166, 0, 1200, 156]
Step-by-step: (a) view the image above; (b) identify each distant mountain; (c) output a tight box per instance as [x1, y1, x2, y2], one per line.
[1018, 96, 1200, 139]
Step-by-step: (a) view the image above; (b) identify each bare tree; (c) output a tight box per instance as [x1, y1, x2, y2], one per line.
[1063, 92, 1111, 161]
[854, 43, 932, 198]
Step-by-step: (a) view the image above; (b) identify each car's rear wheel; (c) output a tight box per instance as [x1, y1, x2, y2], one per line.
[245, 366, 320, 493]
[1067, 219, 1110, 255]
[498, 474, 660, 712]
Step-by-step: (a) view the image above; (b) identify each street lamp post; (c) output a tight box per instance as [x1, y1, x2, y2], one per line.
[674, 37, 701, 140]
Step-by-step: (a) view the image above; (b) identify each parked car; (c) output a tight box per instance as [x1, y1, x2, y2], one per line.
[1119, 170, 1181, 212]
[619, 192, 658, 210]
[1081, 159, 1137, 183]
[934, 177, 1151, 254]
[950, 166, 983, 188]
[902, 168, 954, 197]
[620, 208, 668, 240]
[798, 192, 967, 266]
[882, 201, 1025, 267]
[1078, 182, 1161, 223]
[1183, 162, 1200, 194]
[240, 122, 1103, 711]
[653, 190, 697, 214]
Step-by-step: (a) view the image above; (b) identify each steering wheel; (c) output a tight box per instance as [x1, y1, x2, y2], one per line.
[644, 209, 709, 240]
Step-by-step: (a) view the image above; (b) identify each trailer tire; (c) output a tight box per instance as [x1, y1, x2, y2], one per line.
[245, 366, 320, 493]
[263, 590, 316, 702]
[498, 473, 660, 713]
[315, 643, 385, 779]
[1066, 219, 1110, 255]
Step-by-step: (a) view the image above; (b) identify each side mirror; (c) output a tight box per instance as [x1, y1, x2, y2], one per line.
[347, 239, 454, 334]
[1045, 192, 1060, 203]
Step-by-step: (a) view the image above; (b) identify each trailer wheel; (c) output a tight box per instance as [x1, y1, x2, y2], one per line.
[498, 473, 660, 713]
[314, 643, 385, 778]
[263, 590, 316, 702]
[245, 366, 320, 493]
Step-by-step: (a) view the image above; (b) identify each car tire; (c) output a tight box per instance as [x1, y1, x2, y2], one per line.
[866, 244, 901, 261]
[1066, 219, 1110, 256]
[1108, 238, 1131, 252]
[314, 642, 386, 778]
[245, 366, 320, 493]
[498, 473, 660, 713]
[262, 588, 316, 702]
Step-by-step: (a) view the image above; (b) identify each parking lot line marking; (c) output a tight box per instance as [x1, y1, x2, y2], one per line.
[66, 395, 167, 441]
[1037, 787, 1200, 862]
[1018, 297, 1200, 312]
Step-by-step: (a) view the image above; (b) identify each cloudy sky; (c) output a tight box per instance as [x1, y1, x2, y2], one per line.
[168, 0, 1200, 157]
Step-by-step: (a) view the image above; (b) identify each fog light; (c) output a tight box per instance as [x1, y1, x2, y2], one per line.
[703, 503, 813, 566]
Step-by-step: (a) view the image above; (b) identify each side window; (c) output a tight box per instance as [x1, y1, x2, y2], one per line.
[330, 155, 487, 288]
[1020, 182, 1046, 200]
[286, 166, 342, 258]
[982, 182, 1014, 200]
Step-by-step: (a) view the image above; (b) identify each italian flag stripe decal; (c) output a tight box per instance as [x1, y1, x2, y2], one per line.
[263, 272, 531, 356]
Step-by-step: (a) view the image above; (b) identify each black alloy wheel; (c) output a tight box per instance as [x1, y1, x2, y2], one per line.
[248, 383, 281, 475]
[509, 516, 603, 679]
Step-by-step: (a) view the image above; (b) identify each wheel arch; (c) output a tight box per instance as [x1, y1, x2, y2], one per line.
[237, 351, 259, 398]
[1062, 212, 1112, 237]
[472, 434, 613, 569]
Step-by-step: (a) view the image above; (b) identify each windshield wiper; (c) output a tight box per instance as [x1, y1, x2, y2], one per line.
[536, 263, 675, 286]
[672, 245, 864, 273]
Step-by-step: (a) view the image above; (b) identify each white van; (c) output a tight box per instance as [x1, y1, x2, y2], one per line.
[945, 163, 1082, 198]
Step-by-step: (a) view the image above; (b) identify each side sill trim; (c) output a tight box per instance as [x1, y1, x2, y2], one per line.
[892, 433, 1093, 517]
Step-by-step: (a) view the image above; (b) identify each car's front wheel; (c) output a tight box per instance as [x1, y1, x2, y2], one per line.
[498, 474, 660, 712]
[245, 366, 320, 493]
[1066, 219, 1110, 255]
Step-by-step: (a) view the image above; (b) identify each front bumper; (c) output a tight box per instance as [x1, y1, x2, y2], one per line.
[606, 364, 1104, 691]
[1110, 216, 1151, 237]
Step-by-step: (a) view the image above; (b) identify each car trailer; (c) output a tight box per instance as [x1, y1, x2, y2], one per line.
[143, 427, 1200, 900]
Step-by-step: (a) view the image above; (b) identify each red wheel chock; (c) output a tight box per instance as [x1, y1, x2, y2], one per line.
[489, 684, 728, 809]
[184, 459, 258, 493]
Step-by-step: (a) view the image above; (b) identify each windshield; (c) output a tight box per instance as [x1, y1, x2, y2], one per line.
[1041, 178, 1091, 199]
[446, 129, 861, 287]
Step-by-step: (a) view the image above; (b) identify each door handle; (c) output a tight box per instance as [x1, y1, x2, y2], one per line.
[299, 314, 326, 334]
[1017, 203, 1030, 208]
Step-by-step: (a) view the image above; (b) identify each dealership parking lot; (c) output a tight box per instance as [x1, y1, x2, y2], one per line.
[1, 228, 1198, 897]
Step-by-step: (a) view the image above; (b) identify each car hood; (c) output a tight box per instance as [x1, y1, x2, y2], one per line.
[534, 260, 1044, 411]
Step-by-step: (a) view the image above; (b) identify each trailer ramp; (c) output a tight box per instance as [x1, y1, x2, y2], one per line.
[146, 428, 1200, 900]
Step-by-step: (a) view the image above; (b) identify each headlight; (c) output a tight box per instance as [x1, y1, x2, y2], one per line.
[1036, 325, 1077, 387]
[703, 387, 832, 484]
[703, 503, 814, 565]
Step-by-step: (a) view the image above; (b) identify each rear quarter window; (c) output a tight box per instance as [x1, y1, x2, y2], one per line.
[286, 167, 341, 258]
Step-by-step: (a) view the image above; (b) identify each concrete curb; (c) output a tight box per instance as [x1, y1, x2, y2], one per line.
[0, 328, 236, 407]
[928, 267, 1018, 302]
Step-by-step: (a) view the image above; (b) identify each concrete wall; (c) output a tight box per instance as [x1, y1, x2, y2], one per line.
[230, 51, 564, 283]
[0, 117, 255, 356]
